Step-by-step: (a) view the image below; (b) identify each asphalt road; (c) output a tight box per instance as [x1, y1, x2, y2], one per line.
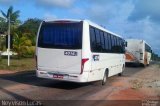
[0, 63, 159, 106]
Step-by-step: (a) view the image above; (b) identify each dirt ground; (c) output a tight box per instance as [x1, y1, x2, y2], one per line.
[0, 70, 16, 74]
[107, 63, 160, 100]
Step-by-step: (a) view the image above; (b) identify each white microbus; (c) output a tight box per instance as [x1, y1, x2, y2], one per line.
[125, 39, 152, 66]
[36, 19, 126, 85]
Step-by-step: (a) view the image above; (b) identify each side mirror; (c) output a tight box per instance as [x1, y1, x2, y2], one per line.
[125, 41, 127, 47]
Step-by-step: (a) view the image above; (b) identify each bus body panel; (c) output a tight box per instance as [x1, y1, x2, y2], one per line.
[147, 52, 151, 64]
[81, 21, 92, 73]
[86, 21, 125, 82]
[37, 48, 82, 74]
[88, 53, 124, 82]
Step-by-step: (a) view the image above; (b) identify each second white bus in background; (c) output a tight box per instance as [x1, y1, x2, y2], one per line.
[125, 39, 152, 66]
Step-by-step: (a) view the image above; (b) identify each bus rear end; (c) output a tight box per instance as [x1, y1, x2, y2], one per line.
[36, 20, 89, 82]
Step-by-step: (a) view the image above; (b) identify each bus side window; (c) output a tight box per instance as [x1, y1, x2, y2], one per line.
[107, 33, 112, 53]
[90, 26, 96, 52]
[100, 31, 105, 52]
[104, 33, 109, 52]
[95, 29, 101, 52]
[110, 35, 115, 53]
[117, 37, 122, 53]
[121, 39, 125, 53]
[114, 36, 118, 53]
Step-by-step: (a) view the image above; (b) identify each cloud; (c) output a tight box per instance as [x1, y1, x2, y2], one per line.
[0, 0, 17, 5]
[126, 0, 160, 54]
[35, 0, 75, 8]
[124, 18, 160, 51]
[122, 19, 160, 54]
[79, 0, 160, 54]
[70, 7, 84, 15]
[108, 12, 160, 54]
[84, 0, 133, 24]
[128, 0, 160, 24]
[43, 12, 57, 21]
[87, 0, 129, 4]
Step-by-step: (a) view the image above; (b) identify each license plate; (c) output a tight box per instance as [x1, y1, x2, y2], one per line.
[53, 74, 64, 79]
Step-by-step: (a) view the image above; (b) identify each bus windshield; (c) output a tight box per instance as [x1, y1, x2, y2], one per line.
[38, 22, 82, 49]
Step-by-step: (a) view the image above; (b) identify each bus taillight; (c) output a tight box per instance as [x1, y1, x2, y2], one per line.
[35, 55, 38, 70]
[53, 21, 72, 23]
[81, 58, 89, 74]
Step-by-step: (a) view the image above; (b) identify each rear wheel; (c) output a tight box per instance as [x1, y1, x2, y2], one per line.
[147, 61, 150, 66]
[141, 63, 146, 67]
[118, 65, 125, 76]
[118, 72, 123, 76]
[102, 69, 108, 85]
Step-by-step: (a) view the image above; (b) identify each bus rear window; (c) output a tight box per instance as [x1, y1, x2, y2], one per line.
[38, 22, 82, 49]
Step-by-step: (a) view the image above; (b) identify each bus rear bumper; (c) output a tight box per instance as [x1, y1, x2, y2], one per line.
[36, 70, 89, 83]
[125, 59, 139, 63]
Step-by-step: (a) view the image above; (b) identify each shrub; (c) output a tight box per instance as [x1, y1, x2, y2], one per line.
[22, 46, 35, 57]
[13, 33, 35, 58]
[0, 55, 2, 62]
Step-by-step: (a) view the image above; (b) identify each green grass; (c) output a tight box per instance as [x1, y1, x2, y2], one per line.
[0, 57, 35, 71]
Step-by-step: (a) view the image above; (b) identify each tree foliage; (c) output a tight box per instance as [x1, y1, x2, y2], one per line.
[0, 17, 7, 34]
[1, 6, 42, 58]
[16, 18, 41, 51]
[13, 33, 35, 58]
[0, 36, 5, 51]
[18, 18, 42, 35]
[152, 52, 160, 61]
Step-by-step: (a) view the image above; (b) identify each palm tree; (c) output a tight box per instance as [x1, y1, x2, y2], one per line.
[0, 6, 20, 51]
[1, 6, 20, 25]
[1, 6, 21, 34]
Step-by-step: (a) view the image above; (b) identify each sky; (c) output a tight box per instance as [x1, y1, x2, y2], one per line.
[0, 0, 160, 55]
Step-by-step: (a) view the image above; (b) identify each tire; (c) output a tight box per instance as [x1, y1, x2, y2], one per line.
[141, 63, 146, 67]
[102, 69, 108, 85]
[118, 72, 123, 76]
[118, 65, 125, 76]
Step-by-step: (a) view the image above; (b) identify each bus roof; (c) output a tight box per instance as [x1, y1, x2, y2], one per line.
[126, 39, 151, 47]
[44, 19, 123, 39]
